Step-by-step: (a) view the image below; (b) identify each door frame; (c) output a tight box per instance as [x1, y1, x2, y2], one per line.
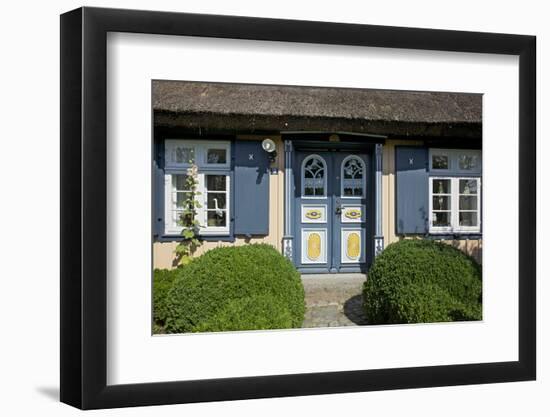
[284, 138, 384, 274]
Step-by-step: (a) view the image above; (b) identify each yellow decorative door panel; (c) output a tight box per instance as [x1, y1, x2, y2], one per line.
[341, 229, 365, 264]
[301, 229, 327, 264]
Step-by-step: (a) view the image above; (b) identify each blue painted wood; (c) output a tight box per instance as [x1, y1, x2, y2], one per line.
[153, 142, 165, 239]
[233, 141, 270, 235]
[333, 152, 370, 272]
[293, 151, 370, 273]
[293, 151, 333, 273]
[395, 146, 429, 234]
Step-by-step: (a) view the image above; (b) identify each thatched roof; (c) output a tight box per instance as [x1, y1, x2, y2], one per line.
[153, 80, 482, 139]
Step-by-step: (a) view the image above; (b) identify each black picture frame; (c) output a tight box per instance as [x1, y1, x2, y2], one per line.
[60, 6, 536, 410]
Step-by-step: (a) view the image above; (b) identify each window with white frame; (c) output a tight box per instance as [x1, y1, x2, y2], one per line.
[428, 148, 481, 233]
[429, 177, 480, 233]
[164, 140, 231, 236]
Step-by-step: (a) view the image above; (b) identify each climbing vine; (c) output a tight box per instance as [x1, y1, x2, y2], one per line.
[174, 163, 203, 266]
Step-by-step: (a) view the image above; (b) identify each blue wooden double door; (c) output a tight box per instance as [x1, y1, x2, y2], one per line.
[294, 150, 372, 273]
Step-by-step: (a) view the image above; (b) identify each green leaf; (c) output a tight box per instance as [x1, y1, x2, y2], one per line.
[182, 229, 194, 239]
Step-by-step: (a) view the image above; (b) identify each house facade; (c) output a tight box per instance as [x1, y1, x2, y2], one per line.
[152, 81, 482, 271]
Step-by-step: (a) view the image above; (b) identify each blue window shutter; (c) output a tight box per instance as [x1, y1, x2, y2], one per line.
[395, 147, 429, 234]
[153, 145, 164, 239]
[233, 141, 270, 235]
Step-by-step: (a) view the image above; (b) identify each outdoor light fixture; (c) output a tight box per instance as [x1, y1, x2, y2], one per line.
[262, 138, 277, 163]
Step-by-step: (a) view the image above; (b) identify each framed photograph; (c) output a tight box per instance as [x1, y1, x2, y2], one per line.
[60, 7, 536, 409]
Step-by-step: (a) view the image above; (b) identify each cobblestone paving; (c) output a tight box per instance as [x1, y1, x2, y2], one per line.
[302, 274, 368, 328]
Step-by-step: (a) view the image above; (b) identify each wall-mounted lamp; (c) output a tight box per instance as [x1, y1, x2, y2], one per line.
[262, 138, 278, 163]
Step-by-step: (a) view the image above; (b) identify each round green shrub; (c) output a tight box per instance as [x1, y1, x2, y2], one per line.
[363, 239, 482, 324]
[153, 268, 178, 325]
[165, 244, 305, 333]
[194, 295, 294, 332]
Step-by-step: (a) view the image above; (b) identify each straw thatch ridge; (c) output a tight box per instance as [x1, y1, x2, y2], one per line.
[153, 80, 482, 138]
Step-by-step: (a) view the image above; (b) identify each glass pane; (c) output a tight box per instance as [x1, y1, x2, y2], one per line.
[343, 158, 363, 179]
[207, 192, 227, 209]
[172, 174, 190, 191]
[432, 211, 451, 227]
[172, 146, 194, 164]
[459, 196, 478, 210]
[459, 179, 478, 194]
[304, 157, 324, 173]
[303, 156, 325, 193]
[459, 154, 478, 170]
[343, 179, 362, 194]
[207, 148, 227, 164]
[432, 179, 450, 194]
[206, 175, 227, 191]
[304, 176, 324, 196]
[175, 192, 191, 208]
[342, 158, 365, 197]
[207, 210, 227, 227]
[433, 196, 450, 211]
[432, 155, 448, 169]
[459, 212, 478, 227]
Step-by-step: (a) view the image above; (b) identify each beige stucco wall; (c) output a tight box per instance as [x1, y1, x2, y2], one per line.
[153, 135, 285, 270]
[382, 139, 482, 264]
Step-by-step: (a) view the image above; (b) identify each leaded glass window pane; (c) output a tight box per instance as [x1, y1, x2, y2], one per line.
[342, 157, 365, 197]
[302, 156, 326, 197]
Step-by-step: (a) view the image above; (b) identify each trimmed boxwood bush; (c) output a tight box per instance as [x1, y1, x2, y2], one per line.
[153, 268, 178, 326]
[194, 295, 294, 332]
[164, 244, 305, 333]
[363, 239, 482, 324]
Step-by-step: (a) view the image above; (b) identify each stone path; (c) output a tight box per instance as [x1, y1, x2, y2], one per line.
[301, 274, 368, 328]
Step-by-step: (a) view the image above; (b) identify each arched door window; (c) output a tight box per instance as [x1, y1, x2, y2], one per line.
[341, 156, 366, 197]
[302, 155, 327, 197]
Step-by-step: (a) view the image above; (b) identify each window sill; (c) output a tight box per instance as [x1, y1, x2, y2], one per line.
[427, 233, 482, 240]
[155, 234, 234, 243]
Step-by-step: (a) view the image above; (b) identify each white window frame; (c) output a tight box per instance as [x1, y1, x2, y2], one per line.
[163, 140, 231, 236]
[340, 155, 367, 198]
[198, 172, 231, 236]
[429, 176, 481, 234]
[429, 177, 453, 233]
[301, 154, 328, 199]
